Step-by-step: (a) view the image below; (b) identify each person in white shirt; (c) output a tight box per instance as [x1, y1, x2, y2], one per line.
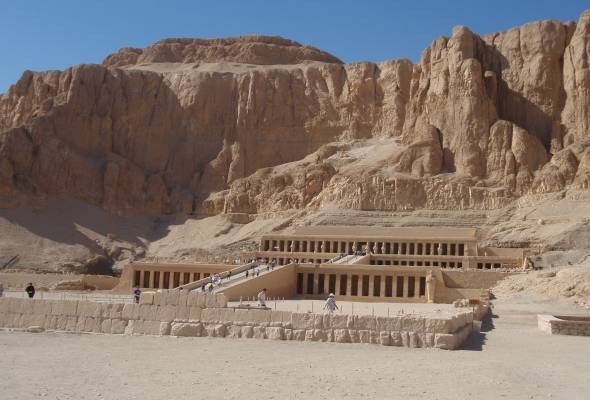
[324, 293, 338, 314]
[257, 288, 267, 307]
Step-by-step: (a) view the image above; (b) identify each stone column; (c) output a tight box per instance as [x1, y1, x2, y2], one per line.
[426, 272, 436, 303]
[335, 275, 341, 296]
[368, 274, 374, 297]
[346, 273, 352, 296]
[311, 271, 319, 294]
[403, 276, 409, 298]
[149, 271, 155, 288]
[139, 270, 145, 288]
[302, 273, 308, 295]
[380, 275, 386, 298]
[392, 274, 398, 296]
[158, 272, 164, 289]
[323, 274, 330, 294]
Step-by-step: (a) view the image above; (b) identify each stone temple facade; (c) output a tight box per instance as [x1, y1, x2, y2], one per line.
[118, 227, 525, 305]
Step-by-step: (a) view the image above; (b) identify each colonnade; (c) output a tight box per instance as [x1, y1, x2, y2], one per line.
[133, 269, 214, 289]
[296, 270, 432, 301]
[262, 238, 469, 257]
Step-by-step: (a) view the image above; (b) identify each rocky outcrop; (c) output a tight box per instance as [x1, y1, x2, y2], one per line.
[2, 12, 590, 216]
[102, 36, 343, 67]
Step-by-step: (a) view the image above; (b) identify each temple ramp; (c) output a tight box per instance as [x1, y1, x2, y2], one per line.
[216, 263, 297, 301]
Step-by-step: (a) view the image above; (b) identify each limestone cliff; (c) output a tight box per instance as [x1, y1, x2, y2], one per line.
[1, 13, 590, 216]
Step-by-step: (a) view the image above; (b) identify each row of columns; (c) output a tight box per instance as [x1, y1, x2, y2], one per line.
[298, 271, 432, 301]
[263, 239, 468, 256]
[134, 270, 212, 289]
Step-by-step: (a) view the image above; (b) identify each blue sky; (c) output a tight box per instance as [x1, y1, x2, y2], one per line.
[1, 0, 588, 93]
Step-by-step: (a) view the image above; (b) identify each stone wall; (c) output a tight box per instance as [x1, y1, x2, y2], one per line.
[0, 294, 474, 350]
[538, 314, 590, 336]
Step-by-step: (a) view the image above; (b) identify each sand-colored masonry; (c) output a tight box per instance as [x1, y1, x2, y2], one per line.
[0, 295, 475, 350]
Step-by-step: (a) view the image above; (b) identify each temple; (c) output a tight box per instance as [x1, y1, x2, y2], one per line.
[117, 226, 526, 304]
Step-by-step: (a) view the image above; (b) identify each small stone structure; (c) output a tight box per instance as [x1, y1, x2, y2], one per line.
[537, 314, 590, 336]
[0, 294, 475, 350]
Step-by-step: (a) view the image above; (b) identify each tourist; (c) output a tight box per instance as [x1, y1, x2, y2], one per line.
[257, 288, 267, 307]
[228, 271, 232, 279]
[201, 283, 206, 292]
[324, 293, 338, 314]
[245, 270, 249, 278]
[256, 269, 260, 277]
[25, 282, 35, 299]
[133, 286, 141, 303]
[0, 282, 4, 297]
[208, 283, 213, 293]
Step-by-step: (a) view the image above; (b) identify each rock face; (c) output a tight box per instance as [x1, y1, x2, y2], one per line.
[1, 12, 590, 216]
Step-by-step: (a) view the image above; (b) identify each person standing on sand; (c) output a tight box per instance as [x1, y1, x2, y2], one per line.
[324, 293, 338, 314]
[257, 288, 267, 307]
[133, 286, 141, 303]
[25, 283, 35, 299]
[0, 282, 4, 297]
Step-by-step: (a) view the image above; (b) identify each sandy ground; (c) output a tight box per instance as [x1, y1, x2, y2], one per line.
[1, 298, 590, 400]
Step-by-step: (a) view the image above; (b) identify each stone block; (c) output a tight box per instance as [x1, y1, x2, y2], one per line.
[141, 320, 164, 335]
[400, 331, 410, 347]
[65, 316, 78, 331]
[110, 319, 127, 334]
[329, 314, 349, 329]
[348, 329, 359, 343]
[196, 293, 206, 308]
[188, 307, 202, 322]
[121, 304, 140, 320]
[291, 329, 305, 341]
[124, 320, 139, 335]
[390, 331, 403, 346]
[434, 333, 459, 350]
[32, 300, 52, 316]
[177, 293, 189, 307]
[253, 326, 266, 339]
[266, 327, 284, 340]
[87, 317, 103, 333]
[22, 314, 46, 328]
[175, 305, 190, 321]
[109, 304, 124, 319]
[419, 333, 435, 348]
[55, 316, 69, 331]
[234, 309, 270, 325]
[78, 302, 102, 318]
[101, 319, 112, 334]
[166, 292, 180, 306]
[204, 294, 218, 308]
[215, 294, 227, 308]
[139, 304, 158, 321]
[270, 311, 292, 325]
[401, 316, 426, 333]
[227, 325, 241, 339]
[139, 292, 154, 305]
[376, 316, 402, 332]
[22, 300, 34, 314]
[424, 317, 452, 333]
[155, 305, 177, 322]
[334, 329, 350, 343]
[358, 330, 371, 344]
[186, 292, 200, 307]
[51, 300, 78, 316]
[171, 322, 203, 337]
[408, 332, 419, 348]
[241, 325, 254, 338]
[284, 329, 293, 340]
[291, 313, 315, 330]
[159, 321, 171, 336]
[379, 331, 391, 346]
[153, 292, 167, 306]
[355, 315, 376, 331]
[201, 308, 234, 323]
[44, 315, 58, 330]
